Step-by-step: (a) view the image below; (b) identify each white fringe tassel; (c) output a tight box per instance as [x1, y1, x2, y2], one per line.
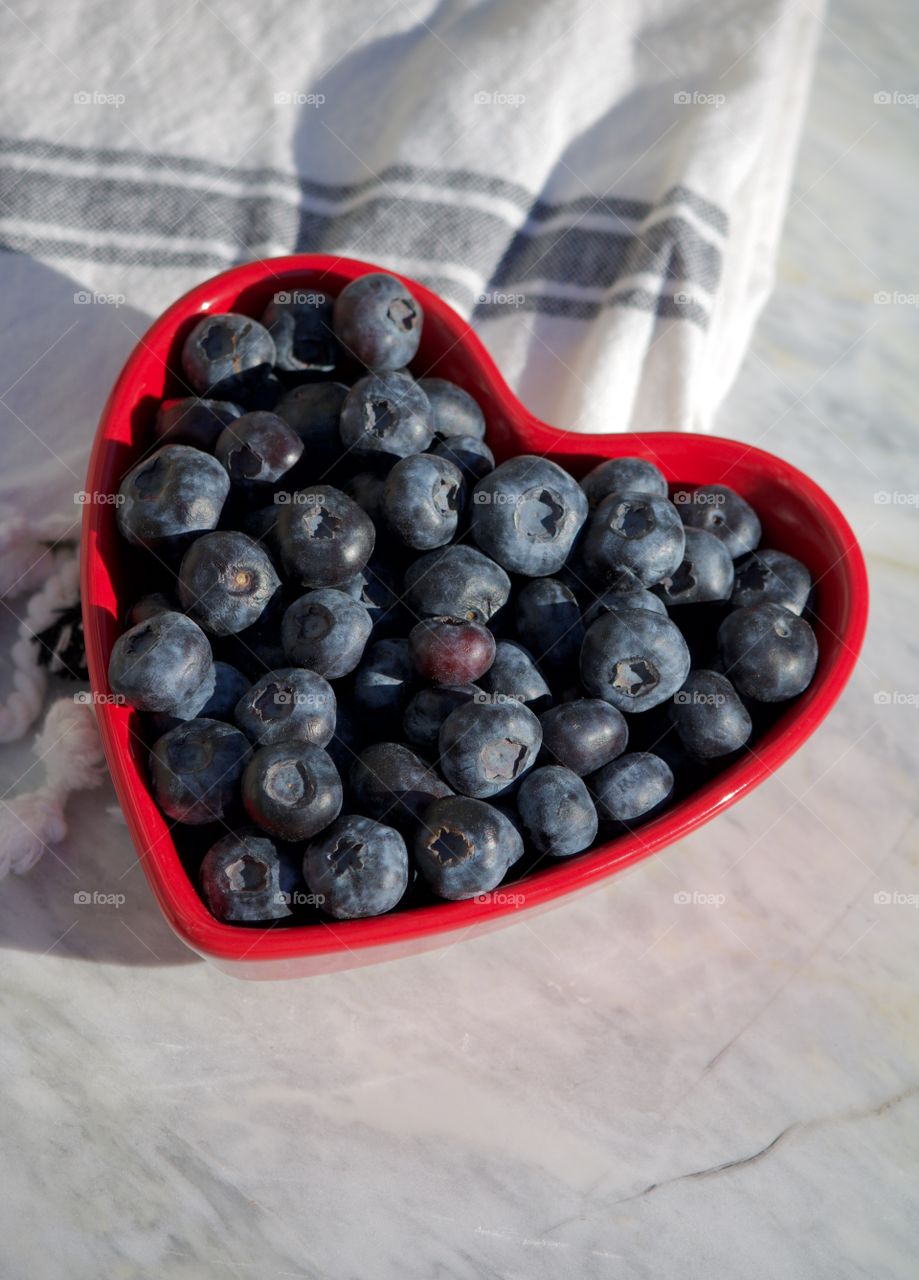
[0, 554, 83, 743]
[0, 697, 106, 877]
[0, 517, 108, 879]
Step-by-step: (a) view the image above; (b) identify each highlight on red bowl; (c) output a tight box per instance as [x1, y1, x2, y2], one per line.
[81, 255, 869, 979]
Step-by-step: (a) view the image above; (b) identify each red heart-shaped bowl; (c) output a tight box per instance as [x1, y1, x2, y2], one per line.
[81, 255, 868, 979]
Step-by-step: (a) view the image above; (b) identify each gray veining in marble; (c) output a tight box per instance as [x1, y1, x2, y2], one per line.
[1, 2, 918, 1277]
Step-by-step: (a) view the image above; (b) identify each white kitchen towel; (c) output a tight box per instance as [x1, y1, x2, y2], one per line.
[0, 0, 823, 857]
[0, 0, 823, 504]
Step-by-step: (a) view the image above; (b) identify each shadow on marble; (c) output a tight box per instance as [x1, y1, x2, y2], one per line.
[0, 727, 200, 969]
[0, 871, 201, 967]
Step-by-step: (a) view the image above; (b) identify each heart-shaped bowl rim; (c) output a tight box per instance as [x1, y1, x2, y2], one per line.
[81, 254, 869, 975]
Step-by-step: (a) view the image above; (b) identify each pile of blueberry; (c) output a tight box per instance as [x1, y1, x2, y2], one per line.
[107, 272, 819, 925]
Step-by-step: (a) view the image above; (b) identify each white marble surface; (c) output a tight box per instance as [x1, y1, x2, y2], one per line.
[2, 4, 919, 1278]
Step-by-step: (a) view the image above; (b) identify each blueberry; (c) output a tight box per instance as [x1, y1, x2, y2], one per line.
[339, 371, 433, 459]
[199, 830, 293, 922]
[471, 456, 588, 576]
[181, 312, 275, 398]
[216, 584, 291, 679]
[381, 453, 464, 549]
[403, 684, 480, 754]
[353, 638, 413, 719]
[116, 444, 229, 550]
[234, 368, 284, 413]
[718, 603, 818, 701]
[539, 698, 628, 775]
[242, 741, 342, 841]
[590, 752, 674, 823]
[639, 726, 702, 792]
[553, 541, 599, 602]
[349, 742, 452, 831]
[490, 801, 527, 863]
[478, 640, 551, 711]
[344, 470, 387, 524]
[325, 703, 362, 776]
[144, 709, 187, 740]
[409, 617, 496, 685]
[516, 765, 598, 857]
[582, 587, 667, 626]
[109, 611, 214, 716]
[731, 549, 811, 615]
[333, 272, 422, 370]
[653, 527, 734, 606]
[281, 588, 372, 678]
[178, 531, 280, 636]
[413, 795, 522, 900]
[580, 608, 691, 712]
[149, 718, 252, 824]
[215, 411, 304, 484]
[403, 545, 510, 623]
[234, 667, 336, 746]
[261, 291, 338, 373]
[127, 592, 175, 627]
[154, 398, 243, 450]
[669, 669, 752, 758]
[274, 381, 349, 473]
[515, 578, 584, 677]
[238, 503, 281, 556]
[276, 485, 375, 587]
[674, 484, 761, 558]
[303, 815, 409, 919]
[661, 600, 731, 671]
[431, 435, 495, 484]
[580, 456, 668, 508]
[580, 491, 685, 589]
[417, 377, 486, 439]
[339, 558, 402, 631]
[438, 697, 542, 798]
[198, 662, 250, 722]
